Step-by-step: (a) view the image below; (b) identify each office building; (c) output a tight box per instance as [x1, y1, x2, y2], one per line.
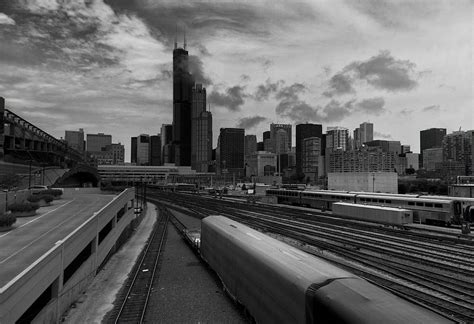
[191, 84, 212, 172]
[270, 123, 292, 153]
[359, 122, 373, 146]
[246, 151, 277, 177]
[420, 128, 446, 167]
[423, 147, 443, 171]
[65, 129, 84, 152]
[443, 130, 473, 176]
[365, 140, 401, 155]
[401, 145, 411, 154]
[172, 35, 194, 166]
[217, 128, 245, 177]
[326, 127, 349, 152]
[296, 123, 322, 175]
[257, 141, 264, 152]
[86, 133, 111, 152]
[161, 124, 173, 164]
[137, 134, 150, 166]
[150, 135, 162, 166]
[131, 137, 137, 164]
[245, 135, 257, 158]
[328, 148, 397, 173]
[302, 137, 321, 181]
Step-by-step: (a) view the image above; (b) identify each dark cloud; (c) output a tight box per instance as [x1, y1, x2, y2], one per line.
[422, 104, 440, 112]
[355, 97, 385, 115]
[240, 74, 250, 82]
[194, 43, 211, 57]
[323, 73, 355, 97]
[275, 83, 306, 100]
[236, 115, 267, 129]
[208, 85, 247, 111]
[254, 79, 284, 101]
[324, 50, 418, 96]
[188, 55, 212, 86]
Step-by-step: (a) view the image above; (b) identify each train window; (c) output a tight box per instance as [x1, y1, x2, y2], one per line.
[408, 202, 415, 206]
[378, 199, 384, 203]
[385, 200, 392, 204]
[425, 203, 433, 208]
[416, 202, 423, 206]
[435, 203, 442, 208]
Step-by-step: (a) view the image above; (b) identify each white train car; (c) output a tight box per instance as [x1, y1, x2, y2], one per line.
[332, 202, 413, 225]
[200, 216, 450, 324]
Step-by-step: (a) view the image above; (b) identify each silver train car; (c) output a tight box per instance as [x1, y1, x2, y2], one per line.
[200, 216, 451, 324]
[266, 189, 464, 225]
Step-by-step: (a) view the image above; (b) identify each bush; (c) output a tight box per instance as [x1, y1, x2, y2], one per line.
[28, 194, 54, 204]
[0, 213, 16, 227]
[8, 202, 40, 212]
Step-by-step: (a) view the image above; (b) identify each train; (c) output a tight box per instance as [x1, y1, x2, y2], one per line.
[200, 215, 452, 324]
[265, 189, 472, 225]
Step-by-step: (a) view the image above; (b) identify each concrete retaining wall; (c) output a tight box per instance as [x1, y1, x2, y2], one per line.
[0, 188, 136, 323]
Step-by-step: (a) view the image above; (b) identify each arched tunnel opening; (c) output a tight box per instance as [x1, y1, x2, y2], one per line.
[56, 171, 99, 188]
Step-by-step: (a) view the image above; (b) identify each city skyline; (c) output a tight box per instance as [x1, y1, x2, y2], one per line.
[0, 1, 472, 161]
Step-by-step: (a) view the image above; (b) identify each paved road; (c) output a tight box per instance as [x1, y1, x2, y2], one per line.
[0, 194, 114, 288]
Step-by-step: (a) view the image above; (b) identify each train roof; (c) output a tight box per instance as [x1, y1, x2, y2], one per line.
[333, 202, 412, 212]
[202, 216, 354, 281]
[355, 193, 453, 203]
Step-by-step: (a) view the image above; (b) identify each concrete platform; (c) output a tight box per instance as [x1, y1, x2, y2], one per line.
[0, 193, 115, 289]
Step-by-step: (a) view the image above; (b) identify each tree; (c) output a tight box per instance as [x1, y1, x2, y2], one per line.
[0, 174, 21, 190]
[405, 168, 416, 175]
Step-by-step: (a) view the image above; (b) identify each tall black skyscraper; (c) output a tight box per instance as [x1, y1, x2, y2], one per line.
[420, 128, 446, 167]
[296, 123, 322, 175]
[172, 34, 194, 166]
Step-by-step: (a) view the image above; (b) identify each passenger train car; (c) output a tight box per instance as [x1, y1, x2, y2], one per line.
[266, 189, 466, 225]
[200, 216, 452, 324]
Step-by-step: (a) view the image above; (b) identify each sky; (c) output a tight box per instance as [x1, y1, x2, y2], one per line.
[0, 0, 472, 162]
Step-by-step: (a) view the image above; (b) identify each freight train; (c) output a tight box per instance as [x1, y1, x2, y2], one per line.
[199, 215, 452, 324]
[265, 189, 472, 225]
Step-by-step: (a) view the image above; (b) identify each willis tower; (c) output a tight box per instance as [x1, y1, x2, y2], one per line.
[173, 32, 194, 166]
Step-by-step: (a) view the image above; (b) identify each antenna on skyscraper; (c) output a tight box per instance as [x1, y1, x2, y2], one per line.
[174, 24, 178, 49]
[183, 27, 187, 50]
[208, 103, 211, 112]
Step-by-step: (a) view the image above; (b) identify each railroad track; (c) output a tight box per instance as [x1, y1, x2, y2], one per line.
[147, 191, 474, 322]
[106, 207, 169, 324]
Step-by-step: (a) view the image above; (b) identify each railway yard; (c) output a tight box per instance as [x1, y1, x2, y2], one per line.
[98, 188, 474, 323]
[144, 189, 473, 323]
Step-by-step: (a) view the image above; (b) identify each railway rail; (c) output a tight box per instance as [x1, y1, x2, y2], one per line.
[106, 207, 169, 324]
[146, 190, 474, 322]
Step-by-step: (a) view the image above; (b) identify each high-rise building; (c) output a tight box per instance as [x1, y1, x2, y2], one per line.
[86, 133, 112, 152]
[270, 123, 291, 153]
[0, 97, 4, 159]
[246, 151, 277, 177]
[423, 148, 443, 171]
[263, 131, 270, 141]
[244, 135, 257, 158]
[326, 127, 349, 151]
[353, 128, 360, 150]
[420, 128, 446, 167]
[65, 129, 84, 152]
[443, 130, 473, 175]
[257, 141, 264, 151]
[217, 128, 245, 176]
[150, 135, 161, 166]
[172, 35, 195, 166]
[191, 84, 212, 172]
[161, 124, 173, 164]
[296, 123, 322, 175]
[303, 137, 321, 181]
[90, 143, 124, 165]
[137, 134, 150, 166]
[131, 137, 137, 164]
[360, 122, 373, 145]
[401, 145, 411, 154]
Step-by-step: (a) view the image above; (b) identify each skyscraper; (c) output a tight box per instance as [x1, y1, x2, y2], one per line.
[137, 134, 150, 166]
[150, 135, 161, 166]
[131, 137, 137, 164]
[172, 34, 194, 166]
[161, 124, 173, 164]
[191, 84, 212, 172]
[296, 123, 322, 175]
[420, 128, 446, 167]
[217, 128, 245, 177]
[326, 127, 349, 151]
[65, 129, 84, 152]
[270, 123, 292, 153]
[360, 122, 373, 145]
[244, 135, 257, 158]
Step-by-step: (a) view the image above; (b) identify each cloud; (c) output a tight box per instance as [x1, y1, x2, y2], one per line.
[374, 131, 392, 139]
[240, 74, 250, 82]
[323, 72, 355, 97]
[324, 50, 419, 96]
[236, 115, 267, 129]
[275, 83, 306, 100]
[254, 79, 284, 101]
[422, 104, 440, 112]
[208, 85, 247, 111]
[188, 55, 212, 86]
[355, 97, 385, 115]
[0, 13, 15, 25]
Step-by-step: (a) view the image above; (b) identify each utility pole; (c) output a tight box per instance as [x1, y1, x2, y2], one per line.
[28, 160, 32, 189]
